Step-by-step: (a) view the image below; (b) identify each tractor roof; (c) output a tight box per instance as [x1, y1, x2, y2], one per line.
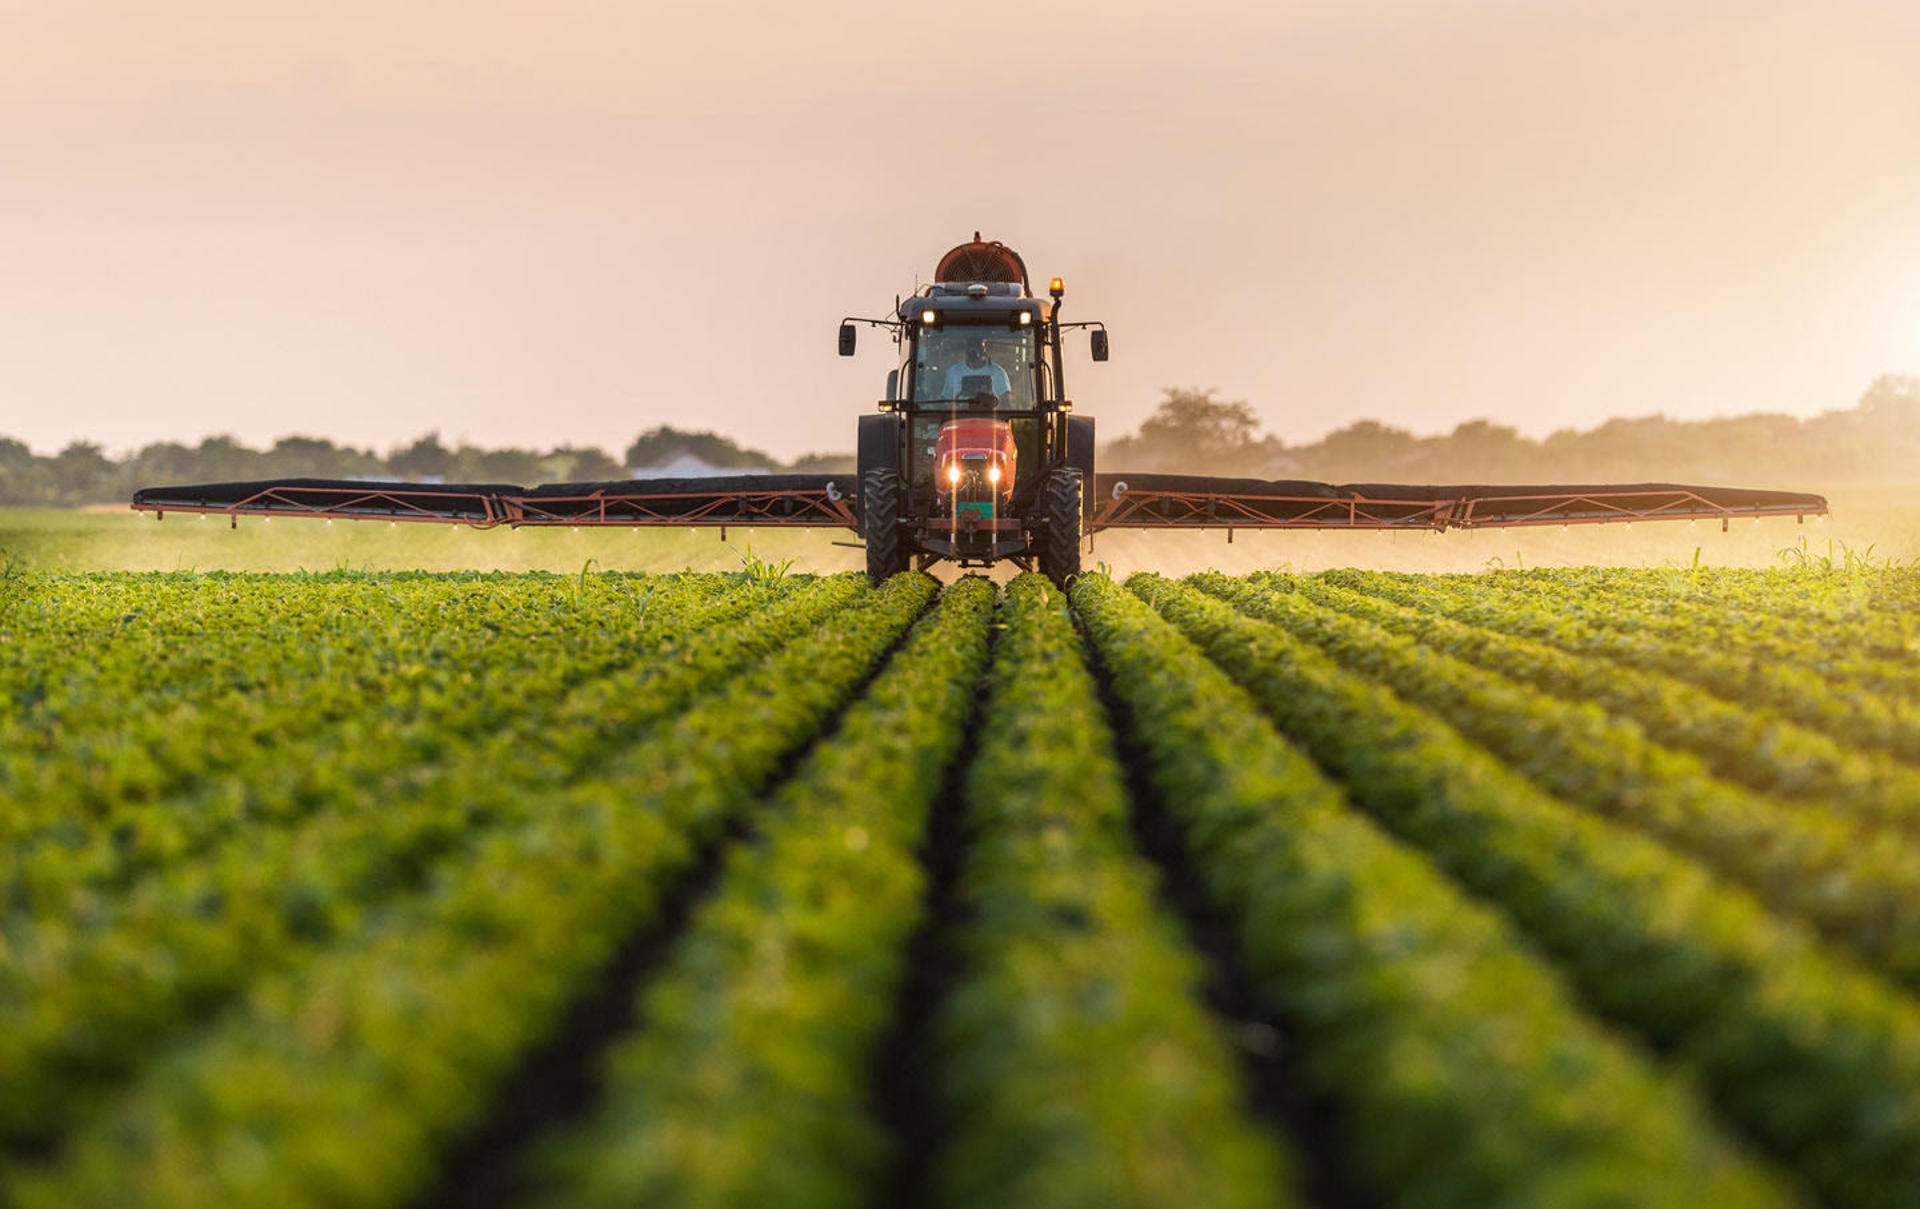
[896, 290, 1049, 324]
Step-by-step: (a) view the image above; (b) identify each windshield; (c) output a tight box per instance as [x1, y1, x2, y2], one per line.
[911, 326, 1039, 410]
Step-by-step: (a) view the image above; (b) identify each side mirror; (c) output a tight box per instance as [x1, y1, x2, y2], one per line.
[1090, 329, 1109, 362]
[838, 323, 857, 356]
[885, 369, 899, 402]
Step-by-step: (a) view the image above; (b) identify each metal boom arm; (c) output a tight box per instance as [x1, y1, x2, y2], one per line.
[132, 476, 858, 531]
[132, 474, 1826, 535]
[1086, 475, 1828, 534]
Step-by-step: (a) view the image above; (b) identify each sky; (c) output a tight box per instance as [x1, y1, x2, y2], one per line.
[3, 0, 1918, 461]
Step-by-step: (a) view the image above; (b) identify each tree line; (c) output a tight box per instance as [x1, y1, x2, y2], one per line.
[1105, 375, 1920, 488]
[2, 376, 1914, 506]
[0, 427, 853, 508]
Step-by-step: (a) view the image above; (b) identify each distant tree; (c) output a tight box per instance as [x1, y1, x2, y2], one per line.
[1295, 419, 1424, 480]
[1808, 377, 1920, 482]
[544, 445, 624, 482]
[1136, 388, 1260, 459]
[129, 441, 203, 486]
[1859, 374, 1920, 432]
[624, 425, 779, 472]
[1538, 415, 1675, 480]
[1312, 419, 1420, 458]
[263, 436, 376, 479]
[192, 435, 261, 482]
[1435, 419, 1536, 479]
[1693, 413, 1803, 479]
[0, 438, 50, 504]
[788, 451, 857, 474]
[1104, 388, 1282, 474]
[388, 433, 452, 480]
[52, 442, 118, 501]
[454, 446, 544, 485]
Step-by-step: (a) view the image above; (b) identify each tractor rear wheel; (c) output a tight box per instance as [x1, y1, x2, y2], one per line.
[862, 468, 912, 582]
[1036, 468, 1084, 587]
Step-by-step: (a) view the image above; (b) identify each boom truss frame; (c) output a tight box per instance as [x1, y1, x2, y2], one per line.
[136, 483, 858, 531]
[133, 477, 1825, 539]
[1087, 485, 1823, 534]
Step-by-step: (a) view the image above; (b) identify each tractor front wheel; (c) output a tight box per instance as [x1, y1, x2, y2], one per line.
[1036, 468, 1084, 587]
[862, 468, 912, 582]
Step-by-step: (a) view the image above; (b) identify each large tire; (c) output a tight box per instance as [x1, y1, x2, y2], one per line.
[863, 468, 912, 582]
[1036, 468, 1083, 587]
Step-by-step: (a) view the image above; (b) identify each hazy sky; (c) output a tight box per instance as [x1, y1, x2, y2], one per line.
[4, 0, 1918, 460]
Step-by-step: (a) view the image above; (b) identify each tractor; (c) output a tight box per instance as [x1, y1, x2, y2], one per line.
[838, 235, 1108, 583]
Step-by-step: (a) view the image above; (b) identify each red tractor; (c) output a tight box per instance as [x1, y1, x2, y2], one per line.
[839, 235, 1106, 583]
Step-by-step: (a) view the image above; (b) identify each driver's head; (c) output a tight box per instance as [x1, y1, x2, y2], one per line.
[965, 337, 988, 366]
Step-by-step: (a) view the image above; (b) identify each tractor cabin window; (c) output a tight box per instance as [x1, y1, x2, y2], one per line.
[912, 327, 1038, 411]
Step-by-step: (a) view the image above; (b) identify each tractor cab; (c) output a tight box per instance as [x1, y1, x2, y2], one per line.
[895, 293, 1050, 529]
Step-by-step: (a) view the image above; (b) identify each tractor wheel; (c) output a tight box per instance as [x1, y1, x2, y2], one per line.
[862, 468, 912, 583]
[1037, 468, 1084, 587]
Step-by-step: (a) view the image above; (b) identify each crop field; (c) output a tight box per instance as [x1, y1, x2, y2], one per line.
[5, 562, 1920, 1208]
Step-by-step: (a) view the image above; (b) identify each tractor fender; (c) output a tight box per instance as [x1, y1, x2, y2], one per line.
[855, 414, 899, 529]
[1066, 415, 1097, 522]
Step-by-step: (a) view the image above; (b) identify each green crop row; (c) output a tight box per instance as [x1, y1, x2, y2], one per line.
[2, 574, 839, 925]
[0, 573, 730, 754]
[1322, 569, 1920, 764]
[525, 576, 996, 1209]
[0, 573, 686, 842]
[0, 574, 786, 903]
[2, 572, 938, 1209]
[1196, 572, 1920, 988]
[1466, 566, 1920, 649]
[1454, 570, 1920, 703]
[1301, 571, 1920, 827]
[932, 574, 1292, 1209]
[1132, 573, 1920, 1209]
[0, 572, 752, 812]
[1410, 566, 1919, 661]
[1073, 575, 1797, 1209]
[0, 574, 870, 1151]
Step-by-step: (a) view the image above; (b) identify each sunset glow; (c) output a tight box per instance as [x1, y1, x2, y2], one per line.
[2, 1, 1916, 458]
